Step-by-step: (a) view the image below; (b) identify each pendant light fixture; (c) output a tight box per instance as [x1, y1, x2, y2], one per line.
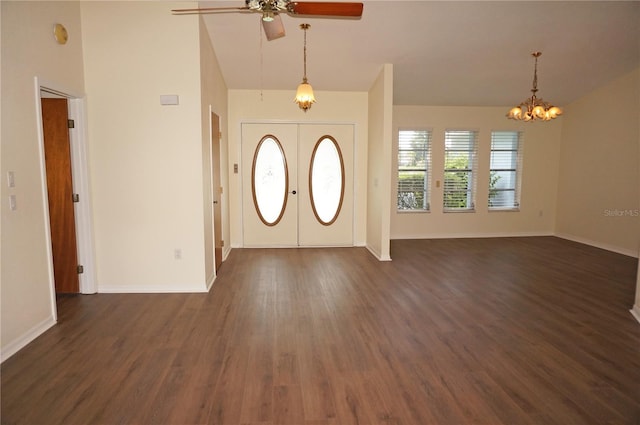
[507, 52, 562, 122]
[294, 23, 315, 112]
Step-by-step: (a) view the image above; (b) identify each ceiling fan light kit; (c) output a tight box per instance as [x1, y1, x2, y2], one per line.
[507, 51, 563, 122]
[295, 23, 316, 112]
[172, 0, 364, 111]
[172, 1, 363, 41]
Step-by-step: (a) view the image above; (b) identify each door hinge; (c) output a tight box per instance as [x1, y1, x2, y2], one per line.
[67, 119, 75, 129]
[219, 186, 223, 194]
[77, 265, 84, 274]
[72, 193, 80, 203]
[219, 131, 222, 140]
[221, 240, 224, 247]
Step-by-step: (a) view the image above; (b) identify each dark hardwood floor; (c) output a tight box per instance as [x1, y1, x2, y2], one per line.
[2, 237, 639, 425]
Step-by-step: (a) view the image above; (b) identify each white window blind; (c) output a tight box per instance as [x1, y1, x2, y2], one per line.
[489, 131, 523, 209]
[397, 130, 431, 211]
[444, 130, 478, 211]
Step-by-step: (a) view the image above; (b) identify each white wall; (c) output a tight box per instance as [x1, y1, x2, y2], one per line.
[366, 64, 393, 260]
[227, 89, 368, 247]
[81, 1, 208, 292]
[391, 106, 562, 239]
[556, 68, 640, 257]
[1, 1, 86, 359]
[199, 17, 229, 287]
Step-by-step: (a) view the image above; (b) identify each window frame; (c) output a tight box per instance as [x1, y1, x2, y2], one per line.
[443, 129, 478, 212]
[489, 131, 523, 211]
[308, 135, 345, 226]
[396, 129, 432, 213]
[251, 134, 289, 226]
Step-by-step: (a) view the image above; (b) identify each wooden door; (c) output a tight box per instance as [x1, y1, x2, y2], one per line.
[41, 98, 79, 293]
[211, 112, 223, 271]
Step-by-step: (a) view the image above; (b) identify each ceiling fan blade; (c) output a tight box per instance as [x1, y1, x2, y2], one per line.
[263, 15, 286, 41]
[287, 2, 363, 18]
[171, 6, 249, 15]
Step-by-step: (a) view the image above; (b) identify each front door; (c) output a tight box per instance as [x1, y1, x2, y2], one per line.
[41, 98, 80, 293]
[241, 123, 354, 247]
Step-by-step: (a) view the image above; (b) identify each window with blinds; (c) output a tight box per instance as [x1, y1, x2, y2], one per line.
[444, 130, 478, 211]
[397, 130, 431, 211]
[489, 131, 523, 210]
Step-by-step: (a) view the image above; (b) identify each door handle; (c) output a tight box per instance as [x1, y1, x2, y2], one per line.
[290, 190, 297, 195]
[213, 201, 218, 204]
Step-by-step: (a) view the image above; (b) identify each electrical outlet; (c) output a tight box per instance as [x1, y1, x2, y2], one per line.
[174, 248, 182, 260]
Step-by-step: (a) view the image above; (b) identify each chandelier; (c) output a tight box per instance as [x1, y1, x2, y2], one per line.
[294, 23, 315, 112]
[507, 52, 562, 122]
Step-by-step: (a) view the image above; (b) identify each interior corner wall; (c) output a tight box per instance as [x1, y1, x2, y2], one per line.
[366, 64, 393, 261]
[81, 1, 208, 292]
[556, 67, 640, 257]
[227, 89, 368, 248]
[1, 1, 85, 360]
[634, 260, 640, 323]
[199, 17, 229, 286]
[635, 67, 640, 322]
[391, 106, 562, 239]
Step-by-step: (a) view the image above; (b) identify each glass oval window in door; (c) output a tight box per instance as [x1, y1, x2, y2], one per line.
[309, 136, 345, 226]
[252, 135, 288, 226]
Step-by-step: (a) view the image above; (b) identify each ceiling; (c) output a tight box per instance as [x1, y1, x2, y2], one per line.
[198, 1, 640, 106]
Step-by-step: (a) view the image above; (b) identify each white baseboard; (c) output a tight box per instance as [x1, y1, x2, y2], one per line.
[1, 316, 56, 363]
[390, 231, 554, 240]
[555, 233, 639, 258]
[98, 283, 208, 293]
[366, 244, 392, 261]
[206, 273, 216, 291]
[631, 305, 640, 325]
[223, 246, 232, 261]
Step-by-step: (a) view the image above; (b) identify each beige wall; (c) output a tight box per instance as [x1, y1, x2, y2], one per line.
[81, 1, 209, 292]
[1, 1, 86, 358]
[556, 68, 640, 257]
[367, 64, 393, 260]
[391, 106, 562, 239]
[199, 17, 229, 287]
[227, 89, 368, 247]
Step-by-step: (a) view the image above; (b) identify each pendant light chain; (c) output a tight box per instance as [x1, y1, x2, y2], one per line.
[259, 18, 264, 101]
[531, 52, 539, 97]
[302, 23, 309, 83]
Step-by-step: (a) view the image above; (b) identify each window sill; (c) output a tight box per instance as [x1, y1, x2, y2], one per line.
[443, 209, 476, 214]
[488, 208, 520, 212]
[396, 209, 430, 214]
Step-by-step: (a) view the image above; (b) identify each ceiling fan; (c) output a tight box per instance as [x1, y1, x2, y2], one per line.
[172, 0, 364, 41]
